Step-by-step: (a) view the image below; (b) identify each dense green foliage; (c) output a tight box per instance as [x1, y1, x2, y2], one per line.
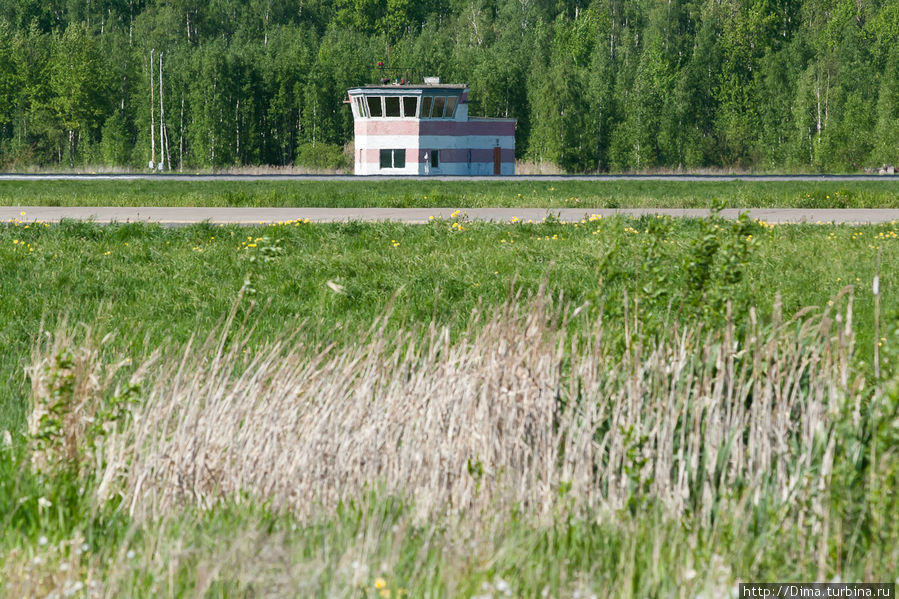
[0, 0, 897, 172]
[2, 179, 898, 208]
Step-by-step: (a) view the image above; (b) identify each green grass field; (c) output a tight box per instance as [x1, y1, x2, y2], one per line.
[0, 179, 897, 208]
[2, 214, 898, 596]
[1, 214, 896, 430]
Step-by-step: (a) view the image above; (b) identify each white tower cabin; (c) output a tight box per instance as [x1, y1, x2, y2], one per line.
[348, 79, 516, 175]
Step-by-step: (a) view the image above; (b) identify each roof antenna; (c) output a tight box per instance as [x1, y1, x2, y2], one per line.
[376, 61, 420, 84]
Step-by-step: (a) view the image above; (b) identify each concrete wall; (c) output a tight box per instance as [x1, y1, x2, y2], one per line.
[352, 118, 515, 176]
[349, 88, 515, 176]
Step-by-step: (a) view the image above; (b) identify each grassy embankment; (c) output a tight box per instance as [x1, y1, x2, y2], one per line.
[0, 179, 897, 208]
[1, 212, 898, 596]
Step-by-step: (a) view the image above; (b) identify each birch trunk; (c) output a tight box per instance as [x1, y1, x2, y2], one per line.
[159, 52, 165, 170]
[150, 49, 155, 168]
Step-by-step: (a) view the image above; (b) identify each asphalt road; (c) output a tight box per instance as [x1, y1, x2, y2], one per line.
[0, 173, 897, 182]
[5, 206, 899, 225]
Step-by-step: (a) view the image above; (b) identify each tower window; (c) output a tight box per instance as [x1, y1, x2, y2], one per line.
[367, 96, 383, 117]
[385, 96, 401, 117]
[402, 96, 418, 118]
[444, 96, 457, 118]
[432, 96, 446, 118]
[380, 149, 406, 169]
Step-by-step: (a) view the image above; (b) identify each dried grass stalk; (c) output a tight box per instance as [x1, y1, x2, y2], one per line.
[28, 288, 858, 525]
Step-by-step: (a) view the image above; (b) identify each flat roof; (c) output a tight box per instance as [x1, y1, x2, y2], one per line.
[469, 117, 517, 123]
[349, 84, 468, 92]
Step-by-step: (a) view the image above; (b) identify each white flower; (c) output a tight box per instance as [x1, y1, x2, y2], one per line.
[38, 535, 48, 546]
[38, 497, 52, 509]
[494, 578, 511, 596]
[684, 568, 698, 581]
[126, 550, 136, 559]
[63, 580, 83, 597]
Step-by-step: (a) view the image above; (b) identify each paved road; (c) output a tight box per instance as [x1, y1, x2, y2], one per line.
[5, 207, 899, 225]
[0, 173, 898, 182]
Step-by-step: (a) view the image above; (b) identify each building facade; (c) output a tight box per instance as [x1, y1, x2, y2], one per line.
[347, 82, 516, 175]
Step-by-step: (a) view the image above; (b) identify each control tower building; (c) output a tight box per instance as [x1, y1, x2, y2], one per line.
[347, 78, 516, 176]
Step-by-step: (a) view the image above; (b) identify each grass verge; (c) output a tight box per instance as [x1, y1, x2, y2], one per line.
[0, 179, 897, 208]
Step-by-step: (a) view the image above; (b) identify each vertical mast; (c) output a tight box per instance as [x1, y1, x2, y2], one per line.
[149, 49, 155, 168]
[159, 52, 165, 170]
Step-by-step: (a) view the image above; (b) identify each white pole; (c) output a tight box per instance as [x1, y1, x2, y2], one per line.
[149, 49, 155, 169]
[159, 52, 165, 171]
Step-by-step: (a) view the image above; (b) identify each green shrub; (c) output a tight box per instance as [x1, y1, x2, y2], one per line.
[294, 142, 347, 170]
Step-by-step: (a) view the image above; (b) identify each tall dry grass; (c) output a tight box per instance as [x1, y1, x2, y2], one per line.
[27, 286, 861, 526]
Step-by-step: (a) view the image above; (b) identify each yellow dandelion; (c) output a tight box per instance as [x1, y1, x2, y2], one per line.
[375, 578, 387, 590]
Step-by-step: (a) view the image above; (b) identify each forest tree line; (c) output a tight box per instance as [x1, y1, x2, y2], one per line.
[0, 0, 897, 172]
